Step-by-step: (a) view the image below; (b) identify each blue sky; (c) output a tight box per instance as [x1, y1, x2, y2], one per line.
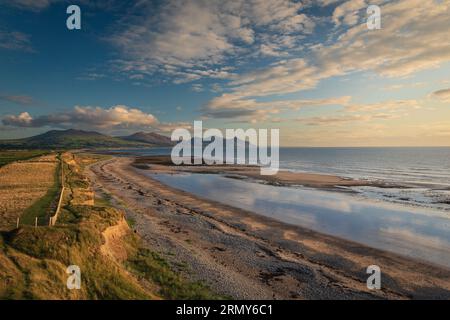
[0, 0, 449, 146]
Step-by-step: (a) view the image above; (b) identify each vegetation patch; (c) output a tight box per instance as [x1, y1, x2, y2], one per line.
[127, 247, 222, 300]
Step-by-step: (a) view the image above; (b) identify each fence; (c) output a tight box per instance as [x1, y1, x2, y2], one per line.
[15, 155, 65, 229]
[48, 156, 65, 226]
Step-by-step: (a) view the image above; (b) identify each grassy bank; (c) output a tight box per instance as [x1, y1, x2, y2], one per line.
[0, 152, 220, 300]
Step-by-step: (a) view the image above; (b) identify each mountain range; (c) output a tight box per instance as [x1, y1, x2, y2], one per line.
[120, 131, 174, 146]
[0, 129, 173, 149]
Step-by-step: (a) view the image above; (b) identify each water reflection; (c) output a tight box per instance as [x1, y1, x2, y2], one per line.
[146, 172, 450, 268]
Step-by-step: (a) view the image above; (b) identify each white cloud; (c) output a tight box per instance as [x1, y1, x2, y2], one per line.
[3, 112, 34, 126]
[259, 43, 287, 57]
[272, 13, 315, 33]
[2, 105, 159, 130]
[191, 84, 204, 92]
[1, 105, 196, 134]
[110, 0, 314, 83]
[332, 0, 367, 26]
[6, 0, 55, 11]
[203, 0, 450, 121]
[204, 94, 352, 120]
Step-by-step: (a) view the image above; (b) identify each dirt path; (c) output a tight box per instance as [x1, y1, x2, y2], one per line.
[87, 157, 450, 300]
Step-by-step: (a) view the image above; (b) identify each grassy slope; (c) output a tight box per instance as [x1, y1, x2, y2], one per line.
[0, 152, 220, 300]
[20, 155, 62, 225]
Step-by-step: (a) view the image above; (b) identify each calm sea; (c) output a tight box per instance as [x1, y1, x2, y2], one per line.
[110, 146, 450, 210]
[279, 147, 450, 210]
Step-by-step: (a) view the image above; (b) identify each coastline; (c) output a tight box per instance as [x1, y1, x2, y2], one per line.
[132, 155, 407, 190]
[88, 156, 450, 299]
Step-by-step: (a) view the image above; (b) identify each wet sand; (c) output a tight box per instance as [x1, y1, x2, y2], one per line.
[133, 155, 403, 190]
[88, 156, 450, 299]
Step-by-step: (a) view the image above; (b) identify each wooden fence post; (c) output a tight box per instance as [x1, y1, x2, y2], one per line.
[35, 217, 38, 228]
[16, 217, 20, 229]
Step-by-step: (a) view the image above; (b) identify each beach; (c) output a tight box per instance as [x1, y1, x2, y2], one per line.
[87, 156, 450, 299]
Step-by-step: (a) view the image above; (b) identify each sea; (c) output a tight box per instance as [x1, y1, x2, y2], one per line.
[112, 146, 450, 211]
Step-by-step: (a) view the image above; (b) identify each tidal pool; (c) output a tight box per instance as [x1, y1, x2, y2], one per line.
[146, 171, 450, 268]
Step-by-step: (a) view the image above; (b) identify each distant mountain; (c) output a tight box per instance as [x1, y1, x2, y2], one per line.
[0, 129, 257, 150]
[121, 131, 174, 146]
[185, 136, 258, 164]
[190, 136, 256, 148]
[0, 129, 154, 149]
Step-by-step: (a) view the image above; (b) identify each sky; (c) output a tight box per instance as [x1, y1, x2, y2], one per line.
[0, 0, 449, 146]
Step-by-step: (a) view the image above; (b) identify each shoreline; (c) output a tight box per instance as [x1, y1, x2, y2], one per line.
[132, 155, 409, 191]
[133, 155, 450, 211]
[88, 156, 450, 299]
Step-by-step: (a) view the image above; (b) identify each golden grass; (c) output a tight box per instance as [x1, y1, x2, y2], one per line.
[0, 155, 58, 231]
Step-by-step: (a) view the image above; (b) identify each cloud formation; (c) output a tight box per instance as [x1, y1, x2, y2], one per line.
[1, 105, 195, 134]
[110, 0, 315, 83]
[297, 113, 400, 126]
[6, 0, 55, 11]
[2, 0, 449, 145]
[332, 0, 367, 26]
[203, 94, 352, 121]
[431, 88, 450, 103]
[202, 0, 450, 122]
[0, 30, 33, 52]
[2, 105, 159, 130]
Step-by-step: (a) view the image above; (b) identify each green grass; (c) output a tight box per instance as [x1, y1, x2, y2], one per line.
[94, 192, 113, 207]
[94, 196, 111, 207]
[2, 207, 152, 300]
[0, 150, 49, 167]
[20, 155, 62, 225]
[126, 217, 136, 229]
[2, 202, 223, 299]
[127, 247, 223, 300]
